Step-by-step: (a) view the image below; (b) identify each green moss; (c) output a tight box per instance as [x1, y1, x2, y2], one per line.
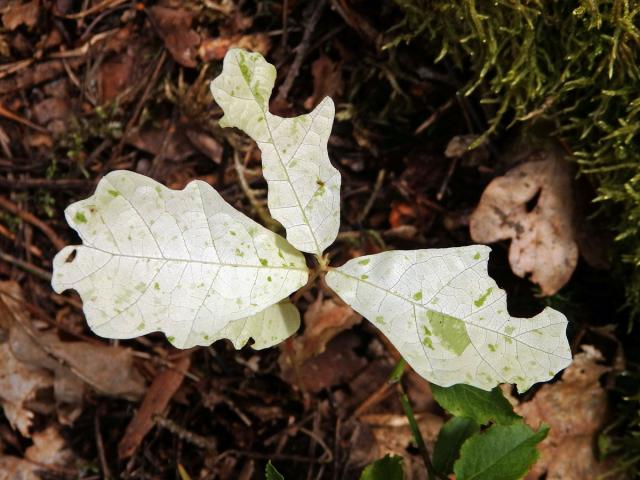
[392, 0, 640, 317]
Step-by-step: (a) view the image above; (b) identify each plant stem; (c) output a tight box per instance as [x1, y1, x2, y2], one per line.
[390, 359, 439, 480]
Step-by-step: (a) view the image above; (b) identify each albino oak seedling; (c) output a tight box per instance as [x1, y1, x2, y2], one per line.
[52, 49, 572, 392]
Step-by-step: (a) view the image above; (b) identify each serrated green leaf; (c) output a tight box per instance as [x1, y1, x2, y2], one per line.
[52, 170, 308, 348]
[433, 416, 480, 476]
[454, 423, 548, 480]
[265, 460, 284, 480]
[325, 246, 571, 392]
[430, 384, 521, 425]
[211, 49, 341, 255]
[359, 454, 404, 480]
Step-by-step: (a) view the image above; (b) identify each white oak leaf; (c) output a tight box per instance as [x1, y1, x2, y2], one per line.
[210, 48, 340, 255]
[326, 246, 571, 392]
[52, 170, 308, 348]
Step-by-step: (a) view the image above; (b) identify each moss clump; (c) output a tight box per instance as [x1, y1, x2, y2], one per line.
[391, 0, 640, 315]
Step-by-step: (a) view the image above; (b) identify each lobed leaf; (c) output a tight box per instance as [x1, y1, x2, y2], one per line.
[325, 246, 571, 392]
[453, 423, 548, 480]
[211, 49, 340, 255]
[52, 171, 308, 348]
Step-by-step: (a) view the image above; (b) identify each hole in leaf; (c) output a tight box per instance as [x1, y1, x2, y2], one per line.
[525, 188, 541, 213]
[65, 249, 77, 263]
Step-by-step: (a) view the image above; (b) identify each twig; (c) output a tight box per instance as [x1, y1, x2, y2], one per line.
[0, 176, 91, 190]
[415, 98, 455, 135]
[357, 168, 385, 224]
[95, 413, 112, 480]
[57, 0, 129, 19]
[154, 415, 218, 451]
[0, 103, 49, 133]
[0, 194, 66, 251]
[276, 0, 328, 103]
[0, 251, 52, 281]
[436, 157, 459, 201]
[215, 449, 329, 465]
[233, 149, 280, 231]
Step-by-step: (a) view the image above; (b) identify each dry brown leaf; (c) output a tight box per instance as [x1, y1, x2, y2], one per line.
[470, 151, 578, 295]
[126, 125, 196, 161]
[198, 33, 271, 62]
[0, 340, 52, 437]
[2, 0, 39, 31]
[0, 281, 146, 430]
[118, 355, 191, 459]
[0, 426, 74, 480]
[515, 346, 611, 479]
[304, 55, 344, 110]
[280, 297, 361, 367]
[348, 412, 443, 480]
[280, 333, 366, 393]
[148, 6, 200, 68]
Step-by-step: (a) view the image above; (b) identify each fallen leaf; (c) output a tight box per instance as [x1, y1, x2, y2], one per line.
[118, 355, 191, 459]
[0, 283, 53, 436]
[32, 98, 69, 125]
[279, 297, 361, 367]
[99, 51, 135, 103]
[470, 150, 578, 295]
[198, 34, 271, 62]
[2, 0, 39, 31]
[0, 338, 52, 437]
[280, 332, 366, 393]
[347, 412, 443, 480]
[126, 125, 196, 161]
[148, 6, 200, 68]
[185, 128, 223, 164]
[0, 281, 146, 429]
[304, 55, 343, 110]
[0, 426, 75, 480]
[444, 134, 489, 166]
[515, 346, 611, 479]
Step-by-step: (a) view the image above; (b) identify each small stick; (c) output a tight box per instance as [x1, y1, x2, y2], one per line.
[0, 251, 52, 281]
[0, 195, 66, 251]
[414, 98, 455, 135]
[154, 415, 217, 451]
[436, 156, 459, 201]
[357, 168, 385, 225]
[95, 413, 112, 480]
[233, 149, 280, 231]
[276, 0, 328, 103]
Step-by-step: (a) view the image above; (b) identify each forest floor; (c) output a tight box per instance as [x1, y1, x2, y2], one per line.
[0, 1, 631, 479]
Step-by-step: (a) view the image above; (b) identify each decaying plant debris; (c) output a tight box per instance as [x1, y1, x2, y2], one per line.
[0, 0, 634, 478]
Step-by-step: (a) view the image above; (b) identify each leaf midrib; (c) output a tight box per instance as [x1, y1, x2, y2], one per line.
[234, 52, 323, 256]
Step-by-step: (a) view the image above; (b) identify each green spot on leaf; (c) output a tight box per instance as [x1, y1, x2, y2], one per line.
[358, 258, 370, 266]
[108, 189, 120, 197]
[413, 291, 423, 301]
[473, 251, 481, 260]
[426, 310, 470, 356]
[260, 258, 268, 266]
[474, 287, 493, 307]
[74, 211, 87, 224]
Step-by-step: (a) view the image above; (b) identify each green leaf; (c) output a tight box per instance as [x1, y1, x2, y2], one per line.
[453, 423, 549, 480]
[211, 49, 341, 255]
[325, 246, 571, 392]
[430, 384, 521, 425]
[52, 170, 308, 348]
[265, 460, 284, 480]
[433, 416, 480, 476]
[359, 454, 404, 480]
